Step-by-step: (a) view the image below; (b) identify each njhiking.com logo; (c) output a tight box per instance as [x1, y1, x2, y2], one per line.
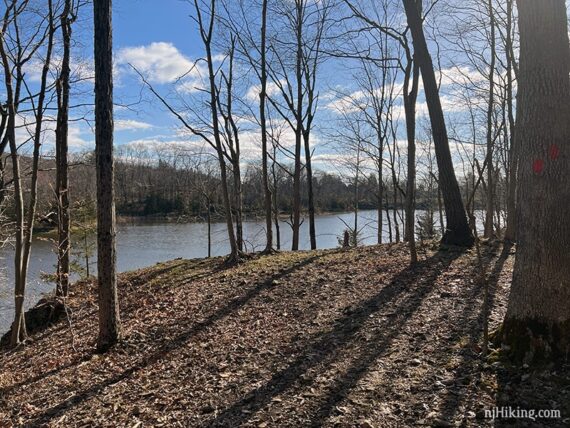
[484, 406, 561, 421]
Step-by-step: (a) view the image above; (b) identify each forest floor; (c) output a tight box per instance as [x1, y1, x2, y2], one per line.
[1, 242, 569, 427]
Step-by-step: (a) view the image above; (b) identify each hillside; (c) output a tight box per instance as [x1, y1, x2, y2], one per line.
[0, 243, 568, 427]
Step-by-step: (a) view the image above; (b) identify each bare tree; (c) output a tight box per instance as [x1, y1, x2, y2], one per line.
[1, 0, 56, 347]
[483, 0, 497, 239]
[342, 0, 420, 260]
[94, 0, 122, 351]
[259, 0, 273, 252]
[135, 0, 243, 263]
[402, 0, 474, 246]
[502, 0, 517, 242]
[55, 0, 78, 297]
[193, 0, 241, 263]
[265, 0, 331, 250]
[217, 37, 245, 253]
[403, 52, 420, 263]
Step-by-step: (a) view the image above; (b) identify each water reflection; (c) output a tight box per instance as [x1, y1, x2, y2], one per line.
[0, 209, 445, 333]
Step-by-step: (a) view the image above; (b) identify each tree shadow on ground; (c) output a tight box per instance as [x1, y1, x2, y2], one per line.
[208, 248, 466, 427]
[0, 353, 92, 397]
[0, 260, 192, 353]
[434, 242, 509, 424]
[28, 252, 330, 425]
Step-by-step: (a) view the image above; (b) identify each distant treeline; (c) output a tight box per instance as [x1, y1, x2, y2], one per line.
[2, 150, 499, 224]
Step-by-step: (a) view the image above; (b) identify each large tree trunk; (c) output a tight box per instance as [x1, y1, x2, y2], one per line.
[56, 0, 73, 298]
[402, 0, 474, 247]
[502, 0, 570, 363]
[94, 0, 122, 351]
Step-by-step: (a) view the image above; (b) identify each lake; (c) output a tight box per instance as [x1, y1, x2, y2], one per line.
[0, 209, 446, 333]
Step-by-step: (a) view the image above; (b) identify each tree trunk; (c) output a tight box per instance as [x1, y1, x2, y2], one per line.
[1, 0, 55, 347]
[353, 144, 360, 246]
[94, 0, 122, 351]
[260, 0, 273, 252]
[199, 1, 239, 262]
[0, 35, 26, 346]
[384, 188, 393, 243]
[304, 131, 317, 249]
[484, 0, 496, 239]
[404, 56, 420, 264]
[84, 233, 90, 278]
[232, 160, 244, 252]
[271, 147, 281, 250]
[504, 0, 518, 242]
[502, 0, 570, 363]
[207, 198, 211, 258]
[0, 121, 6, 206]
[56, 0, 73, 297]
[291, 4, 304, 252]
[402, 0, 474, 247]
[392, 192, 400, 243]
[377, 159, 383, 244]
[437, 185, 445, 234]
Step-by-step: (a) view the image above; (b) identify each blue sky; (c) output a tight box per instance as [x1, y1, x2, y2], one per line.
[46, 0, 492, 179]
[59, 1, 212, 152]
[66, 0, 355, 169]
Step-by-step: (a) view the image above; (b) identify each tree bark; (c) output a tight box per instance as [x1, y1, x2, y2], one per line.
[402, 0, 474, 247]
[0, 40, 26, 346]
[232, 159, 244, 252]
[502, 0, 570, 363]
[376, 161, 383, 244]
[404, 55, 420, 263]
[484, 0, 497, 239]
[271, 150, 281, 250]
[303, 130, 317, 249]
[207, 197, 211, 258]
[504, 0, 518, 242]
[94, 0, 122, 351]
[291, 2, 304, 251]
[260, 0, 273, 252]
[56, 0, 73, 298]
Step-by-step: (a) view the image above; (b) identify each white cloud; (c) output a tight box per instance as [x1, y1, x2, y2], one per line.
[437, 66, 486, 88]
[116, 42, 202, 85]
[245, 81, 283, 102]
[115, 119, 154, 131]
[25, 55, 94, 85]
[68, 126, 94, 149]
[120, 136, 207, 156]
[12, 112, 94, 152]
[324, 90, 366, 114]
